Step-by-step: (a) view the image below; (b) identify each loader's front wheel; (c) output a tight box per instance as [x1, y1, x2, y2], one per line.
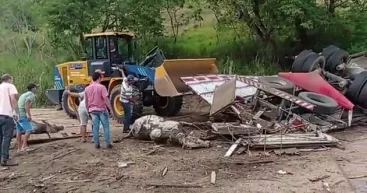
[61, 85, 83, 119]
[110, 84, 144, 124]
[61, 91, 79, 119]
[110, 85, 125, 123]
[154, 96, 183, 116]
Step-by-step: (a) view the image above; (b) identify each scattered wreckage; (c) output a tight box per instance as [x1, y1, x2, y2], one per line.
[129, 45, 367, 155]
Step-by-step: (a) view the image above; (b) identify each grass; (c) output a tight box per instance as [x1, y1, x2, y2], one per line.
[0, 8, 279, 105]
[0, 52, 54, 106]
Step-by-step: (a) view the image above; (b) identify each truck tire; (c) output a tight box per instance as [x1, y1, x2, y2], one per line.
[357, 81, 367, 108]
[325, 49, 349, 74]
[298, 92, 339, 115]
[154, 96, 183, 116]
[61, 85, 84, 119]
[110, 84, 143, 124]
[301, 54, 325, 72]
[259, 77, 295, 94]
[291, 50, 313, 72]
[321, 45, 340, 63]
[345, 71, 367, 103]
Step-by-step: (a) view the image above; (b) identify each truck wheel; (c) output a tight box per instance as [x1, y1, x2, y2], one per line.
[301, 54, 325, 72]
[259, 77, 295, 94]
[321, 45, 340, 62]
[357, 81, 367, 108]
[345, 71, 367, 103]
[61, 85, 83, 119]
[291, 50, 313, 72]
[110, 84, 144, 124]
[298, 92, 339, 115]
[154, 96, 183, 116]
[325, 49, 349, 74]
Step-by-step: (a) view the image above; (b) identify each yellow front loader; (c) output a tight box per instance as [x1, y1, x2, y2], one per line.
[45, 32, 218, 122]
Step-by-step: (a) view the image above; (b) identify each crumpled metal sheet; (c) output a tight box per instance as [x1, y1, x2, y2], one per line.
[180, 74, 258, 104]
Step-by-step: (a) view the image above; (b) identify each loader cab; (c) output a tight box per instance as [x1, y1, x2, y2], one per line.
[83, 32, 136, 77]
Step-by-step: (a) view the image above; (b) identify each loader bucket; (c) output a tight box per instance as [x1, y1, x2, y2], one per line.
[155, 58, 218, 97]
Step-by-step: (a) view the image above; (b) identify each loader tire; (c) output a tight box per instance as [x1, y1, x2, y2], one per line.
[345, 71, 367, 103]
[259, 77, 295, 94]
[110, 84, 143, 124]
[356, 81, 367, 108]
[132, 99, 144, 124]
[154, 96, 183, 116]
[325, 49, 349, 74]
[301, 54, 326, 72]
[61, 85, 83, 119]
[321, 45, 340, 62]
[291, 50, 314, 72]
[298, 92, 339, 115]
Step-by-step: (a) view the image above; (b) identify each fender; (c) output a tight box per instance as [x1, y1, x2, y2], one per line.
[108, 77, 123, 94]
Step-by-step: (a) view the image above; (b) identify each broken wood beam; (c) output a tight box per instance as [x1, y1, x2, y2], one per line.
[248, 133, 339, 149]
[308, 175, 330, 182]
[211, 123, 261, 136]
[222, 159, 274, 165]
[224, 138, 242, 157]
[51, 179, 92, 184]
[146, 183, 203, 188]
[52, 149, 78, 160]
[28, 135, 82, 145]
[210, 171, 216, 184]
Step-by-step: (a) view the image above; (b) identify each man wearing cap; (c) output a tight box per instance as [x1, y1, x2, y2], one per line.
[120, 74, 136, 133]
[16, 83, 38, 151]
[0, 74, 19, 166]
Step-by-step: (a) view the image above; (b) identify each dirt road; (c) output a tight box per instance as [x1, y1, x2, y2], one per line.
[1, 105, 366, 193]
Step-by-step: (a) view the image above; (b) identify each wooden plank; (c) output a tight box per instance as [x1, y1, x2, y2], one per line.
[28, 135, 82, 145]
[211, 123, 260, 135]
[224, 138, 242, 157]
[249, 133, 339, 148]
[210, 171, 216, 184]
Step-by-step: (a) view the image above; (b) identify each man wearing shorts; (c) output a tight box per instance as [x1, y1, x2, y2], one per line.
[65, 90, 88, 142]
[16, 83, 37, 152]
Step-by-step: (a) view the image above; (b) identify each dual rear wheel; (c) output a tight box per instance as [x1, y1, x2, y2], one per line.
[291, 46, 367, 108]
[291, 46, 349, 74]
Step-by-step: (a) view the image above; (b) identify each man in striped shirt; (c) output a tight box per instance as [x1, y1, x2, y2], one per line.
[120, 75, 136, 133]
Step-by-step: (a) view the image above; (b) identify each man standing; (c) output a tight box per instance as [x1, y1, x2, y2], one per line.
[64, 90, 88, 142]
[120, 75, 136, 133]
[0, 74, 19, 166]
[16, 83, 37, 151]
[84, 72, 113, 149]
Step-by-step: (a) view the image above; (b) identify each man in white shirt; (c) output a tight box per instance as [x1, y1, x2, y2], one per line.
[64, 90, 89, 142]
[120, 75, 136, 133]
[0, 74, 19, 166]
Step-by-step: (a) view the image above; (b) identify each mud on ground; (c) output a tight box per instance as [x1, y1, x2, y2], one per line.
[0, 96, 366, 193]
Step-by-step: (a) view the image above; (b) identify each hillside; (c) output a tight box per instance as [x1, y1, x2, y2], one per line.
[0, 0, 366, 104]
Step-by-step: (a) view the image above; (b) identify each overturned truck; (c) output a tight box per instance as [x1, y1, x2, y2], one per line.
[128, 45, 367, 149]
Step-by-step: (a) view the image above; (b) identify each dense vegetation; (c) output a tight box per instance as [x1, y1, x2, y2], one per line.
[0, 0, 366, 104]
